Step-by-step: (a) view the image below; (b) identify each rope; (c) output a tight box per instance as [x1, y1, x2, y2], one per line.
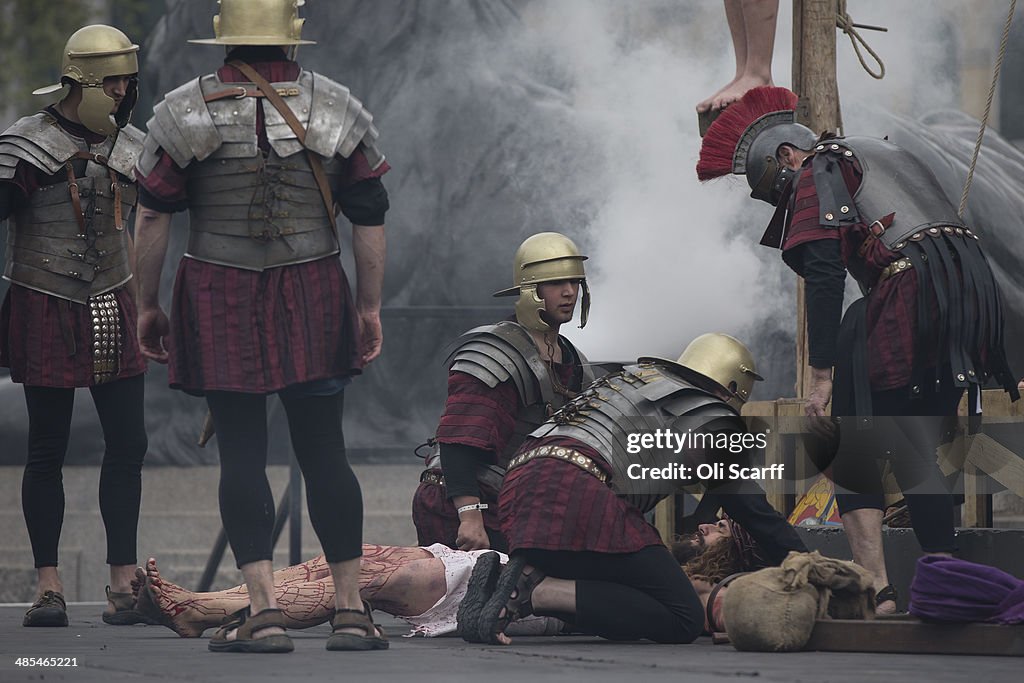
[836, 0, 887, 80]
[959, 0, 1018, 219]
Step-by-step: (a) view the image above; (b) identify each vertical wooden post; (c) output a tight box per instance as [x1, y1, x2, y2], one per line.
[963, 460, 990, 528]
[654, 495, 677, 545]
[792, 0, 840, 399]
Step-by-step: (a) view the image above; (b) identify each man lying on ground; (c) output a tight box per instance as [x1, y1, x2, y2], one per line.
[135, 521, 756, 639]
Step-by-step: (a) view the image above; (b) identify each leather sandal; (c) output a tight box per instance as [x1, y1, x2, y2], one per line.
[103, 585, 159, 625]
[476, 555, 545, 644]
[457, 551, 502, 643]
[23, 590, 68, 627]
[875, 584, 898, 609]
[326, 600, 389, 651]
[208, 607, 294, 653]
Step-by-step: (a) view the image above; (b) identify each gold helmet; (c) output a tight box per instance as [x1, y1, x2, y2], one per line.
[493, 232, 590, 333]
[189, 0, 316, 46]
[641, 333, 764, 411]
[33, 25, 140, 136]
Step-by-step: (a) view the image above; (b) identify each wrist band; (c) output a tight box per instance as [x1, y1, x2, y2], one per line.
[457, 503, 489, 515]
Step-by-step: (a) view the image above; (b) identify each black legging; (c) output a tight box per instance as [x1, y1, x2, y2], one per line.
[205, 390, 363, 567]
[22, 373, 148, 568]
[832, 382, 962, 553]
[518, 545, 704, 644]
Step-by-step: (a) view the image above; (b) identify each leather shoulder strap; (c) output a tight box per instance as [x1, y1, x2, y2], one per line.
[228, 60, 337, 231]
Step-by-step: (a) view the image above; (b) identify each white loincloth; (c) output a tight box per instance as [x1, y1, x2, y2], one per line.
[401, 544, 564, 638]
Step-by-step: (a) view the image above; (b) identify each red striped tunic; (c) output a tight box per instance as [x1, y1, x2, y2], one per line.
[413, 355, 579, 548]
[781, 157, 932, 391]
[1, 284, 145, 387]
[499, 436, 664, 554]
[136, 59, 388, 394]
[167, 255, 359, 394]
[0, 110, 145, 388]
[412, 485, 505, 549]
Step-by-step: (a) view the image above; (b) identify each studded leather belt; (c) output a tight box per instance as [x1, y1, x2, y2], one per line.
[876, 257, 913, 284]
[419, 469, 445, 487]
[89, 291, 121, 384]
[507, 445, 609, 484]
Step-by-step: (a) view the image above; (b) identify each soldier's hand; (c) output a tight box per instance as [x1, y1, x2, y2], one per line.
[456, 514, 490, 551]
[138, 307, 170, 364]
[357, 309, 383, 365]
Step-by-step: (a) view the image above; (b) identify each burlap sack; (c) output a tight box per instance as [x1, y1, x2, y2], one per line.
[722, 551, 876, 651]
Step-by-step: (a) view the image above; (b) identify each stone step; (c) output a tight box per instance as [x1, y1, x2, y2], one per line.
[0, 464, 425, 511]
[0, 463, 423, 602]
[0, 508, 419, 551]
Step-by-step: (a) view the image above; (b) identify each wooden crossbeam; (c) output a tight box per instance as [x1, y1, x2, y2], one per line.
[963, 433, 1024, 499]
[804, 618, 1024, 656]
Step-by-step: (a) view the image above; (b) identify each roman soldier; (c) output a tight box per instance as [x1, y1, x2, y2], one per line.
[0, 24, 149, 627]
[696, 85, 1018, 612]
[133, 0, 390, 653]
[458, 333, 805, 644]
[413, 232, 594, 553]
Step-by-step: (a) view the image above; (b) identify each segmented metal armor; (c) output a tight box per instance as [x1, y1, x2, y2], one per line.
[529, 361, 743, 514]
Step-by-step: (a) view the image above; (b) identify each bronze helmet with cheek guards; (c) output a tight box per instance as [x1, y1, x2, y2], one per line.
[493, 232, 590, 333]
[642, 334, 764, 412]
[33, 25, 139, 136]
[188, 0, 316, 46]
[678, 333, 763, 410]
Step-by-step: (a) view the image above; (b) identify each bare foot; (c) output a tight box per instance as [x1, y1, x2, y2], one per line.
[135, 559, 218, 638]
[876, 599, 897, 616]
[874, 581, 897, 616]
[219, 613, 287, 642]
[697, 77, 740, 113]
[708, 74, 774, 112]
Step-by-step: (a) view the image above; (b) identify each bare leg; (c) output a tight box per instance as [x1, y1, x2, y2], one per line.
[697, 0, 778, 113]
[840, 508, 895, 614]
[698, 0, 748, 113]
[217, 560, 286, 641]
[109, 564, 134, 593]
[135, 559, 248, 637]
[532, 578, 576, 614]
[275, 554, 330, 585]
[489, 576, 576, 646]
[36, 566, 63, 597]
[137, 546, 444, 638]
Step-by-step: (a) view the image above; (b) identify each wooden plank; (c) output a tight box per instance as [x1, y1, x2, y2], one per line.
[963, 460, 991, 528]
[776, 399, 807, 512]
[741, 400, 777, 418]
[792, 0, 840, 401]
[792, 0, 804, 396]
[981, 388, 1024, 418]
[880, 461, 903, 508]
[764, 400, 786, 514]
[966, 433, 1024, 499]
[804, 618, 1024, 656]
[654, 495, 676, 545]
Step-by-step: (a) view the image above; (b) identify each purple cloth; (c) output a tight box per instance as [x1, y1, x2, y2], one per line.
[909, 555, 1024, 624]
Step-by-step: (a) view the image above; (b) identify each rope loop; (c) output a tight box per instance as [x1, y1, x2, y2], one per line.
[836, 0, 887, 80]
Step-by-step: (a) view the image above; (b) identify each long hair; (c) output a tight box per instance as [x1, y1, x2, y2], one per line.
[680, 535, 744, 584]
